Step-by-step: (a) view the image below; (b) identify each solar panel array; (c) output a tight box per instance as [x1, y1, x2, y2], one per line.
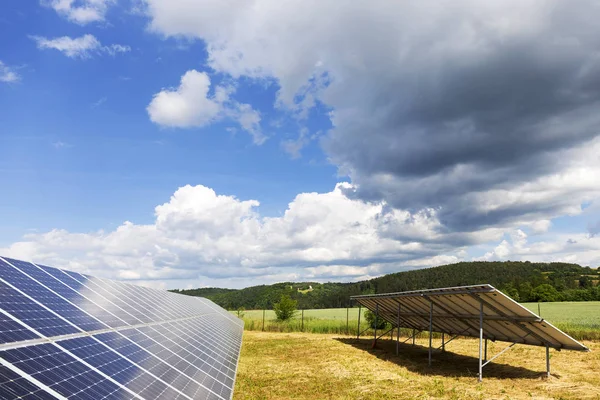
[352, 284, 588, 352]
[0, 256, 244, 400]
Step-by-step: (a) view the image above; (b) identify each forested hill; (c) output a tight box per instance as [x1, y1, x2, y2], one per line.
[170, 261, 600, 310]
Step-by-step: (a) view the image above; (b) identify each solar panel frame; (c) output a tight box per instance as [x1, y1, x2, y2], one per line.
[351, 284, 589, 351]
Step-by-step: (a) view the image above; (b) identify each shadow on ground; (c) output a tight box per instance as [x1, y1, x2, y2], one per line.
[335, 337, 554, 380]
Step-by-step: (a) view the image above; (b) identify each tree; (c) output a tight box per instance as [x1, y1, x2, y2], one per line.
[235, 307, 245, 318]
[364, 309, 388, 329]
[273, 294, 298, 321]
[531, 284, 560, 302]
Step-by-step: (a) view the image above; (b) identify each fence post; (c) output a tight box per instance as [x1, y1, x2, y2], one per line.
[262, 309, 265, 331]
[346, 307, 349, 335]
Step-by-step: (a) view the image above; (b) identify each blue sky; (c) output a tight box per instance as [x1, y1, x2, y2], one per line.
[1, 0, 599, 289]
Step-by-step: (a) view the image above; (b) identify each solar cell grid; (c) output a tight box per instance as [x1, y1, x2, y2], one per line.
[139, 325, 235, 393]
[10, 262, 126, 330]
[59, 336, 181, 399]
[0, 311, 40, 345]
[0, 281, 80, 339]
[0, 260, 106, 333]
[108, 329, 224, 399]
[0, 364, 55, 400]
[94, 279, 172, 323]
[169, 320, 240, 370]
[64, 275, 147, 326]
[150, 323, 238, 372]
[100, 329, 221, 399]
[36, 266, 143, 327]
[0, 343, 134, 400]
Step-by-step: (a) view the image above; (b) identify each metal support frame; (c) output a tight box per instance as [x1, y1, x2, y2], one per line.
[356, 304, 361, 340]
[396, 302, 401, 355]
[478, 299, 483, 382]
[435, 326, 472, 351]
[373, 303, 379, 346]
[468, 292, 552, 348]
[428, 300, 433, 367]
[375, 327, 394, 341]
[484, 338, 488, 362]
[442, 333, 445, 352]
[402, 329, 420, 344]
[482, 342, 516, 368]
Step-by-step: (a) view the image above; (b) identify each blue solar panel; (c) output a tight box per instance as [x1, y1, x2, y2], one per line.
[0, 343, 135, 399]
[0, 364, 55, 400]
[0, 259, 106, 332]
[0, 256, 243, 400]
[54, 271, 148, 325]
[0, 312, 39, 345]
[59, 335, 182, 399]
[0, 280, 79, 339]
[95, 329, 221, 399]
[6, 260, 127, 329]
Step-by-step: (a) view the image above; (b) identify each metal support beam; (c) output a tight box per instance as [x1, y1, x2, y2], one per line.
[375, 327, 394, 341]
[468, 292, 553, 348]
[356, 304, 361, 340]
[484, 338, 488, 362]
[373, 303, 379, 346]
[478, 300, 483, 382]
[428, 300, 433, 367]
[442, 333, 445, 352]
[403, 329, 421, 344]
[435, 326, 472, 351]
[482, 342, 516, 367]
[546, 345, 550, 378]
[396, 302, 401, 355]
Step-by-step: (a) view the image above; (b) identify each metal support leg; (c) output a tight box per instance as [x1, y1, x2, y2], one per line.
[478, 300, 483, 382]
[428, 301, 433, 367]
[546, 345, 550, 378]
[442, 333, 445, 352]
[484, 338, 488, 362]
[356, 305, 361, 340]
[396, 302, 401, 355]
[374, 303, 379, 346]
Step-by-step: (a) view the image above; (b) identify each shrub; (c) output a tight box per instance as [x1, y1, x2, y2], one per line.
[364, 309, 388, 329]
[236, 307, 246, 318]
[274, 294, 298, 321]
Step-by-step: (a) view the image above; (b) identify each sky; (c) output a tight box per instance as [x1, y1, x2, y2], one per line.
[1, 0, 599, 290]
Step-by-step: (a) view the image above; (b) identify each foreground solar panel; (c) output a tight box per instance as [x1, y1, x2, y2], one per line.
[0, 256, 243, 400]
[351, 285, 588, 380]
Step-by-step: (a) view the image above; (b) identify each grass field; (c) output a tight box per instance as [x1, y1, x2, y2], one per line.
[236, 301, 600, 340]
[234, 331, 600, 400]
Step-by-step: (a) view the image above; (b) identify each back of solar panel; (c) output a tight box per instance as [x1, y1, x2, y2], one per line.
[0, 256, 243, 400]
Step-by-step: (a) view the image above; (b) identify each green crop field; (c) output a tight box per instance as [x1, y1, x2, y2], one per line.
[234, 301, 600, 340]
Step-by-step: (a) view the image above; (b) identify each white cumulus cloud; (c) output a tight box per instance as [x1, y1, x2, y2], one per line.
[31, 34, 130, 59]
[147, 70, 265, 144]
[43, 0, 114, 25]
[0, 61, 20, 83]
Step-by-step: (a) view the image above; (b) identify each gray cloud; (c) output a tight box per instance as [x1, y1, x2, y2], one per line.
[589, 220, 600, 237]
[144, 0, 600, 245]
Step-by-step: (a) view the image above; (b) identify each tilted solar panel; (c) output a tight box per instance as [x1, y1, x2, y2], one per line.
[0, 256, 244, 400]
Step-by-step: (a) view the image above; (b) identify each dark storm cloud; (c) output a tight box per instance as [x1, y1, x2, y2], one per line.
[323, 1, 600, 231]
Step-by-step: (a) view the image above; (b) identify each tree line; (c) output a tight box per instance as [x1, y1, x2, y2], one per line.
[169, 261, 600, 309]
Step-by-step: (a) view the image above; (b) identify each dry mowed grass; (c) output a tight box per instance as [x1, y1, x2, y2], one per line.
[234, 331, 600, 400]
